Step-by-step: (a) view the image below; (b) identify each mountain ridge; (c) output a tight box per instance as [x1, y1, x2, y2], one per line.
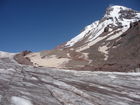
[13, 5, 140, 72]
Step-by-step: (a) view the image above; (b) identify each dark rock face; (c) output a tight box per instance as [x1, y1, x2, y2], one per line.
[59, 21, 140, 72]
[21, 50, 32, 56]
[79, 21, 140, 72]
[14, 50, 33, 65]
[119, 9, 137, 19]
[0, 58, 140, 105]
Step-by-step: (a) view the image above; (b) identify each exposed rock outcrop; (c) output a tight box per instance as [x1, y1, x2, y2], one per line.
[14, 50, 33, 65]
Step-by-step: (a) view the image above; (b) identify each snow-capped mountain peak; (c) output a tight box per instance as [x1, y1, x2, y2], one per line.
[105, 5, 131, 18]
[65, 5, 140, 49]
[15, 5, 140, 71]
[105, 5, 140, 22]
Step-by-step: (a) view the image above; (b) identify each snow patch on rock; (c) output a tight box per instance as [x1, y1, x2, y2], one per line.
[106, 27, 128, 40]
[98, 45, 109, 60]
[11, 96, 33, 105]
[77, 36, 107, 52]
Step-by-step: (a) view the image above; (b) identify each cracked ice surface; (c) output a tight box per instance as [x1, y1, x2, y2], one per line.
[0, 58, 140, 105]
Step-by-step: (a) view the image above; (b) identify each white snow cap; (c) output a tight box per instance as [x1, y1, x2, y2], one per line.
[65, 5, 140, 48]
[105, 5, 140, 21]
[105, 5, 130, 17]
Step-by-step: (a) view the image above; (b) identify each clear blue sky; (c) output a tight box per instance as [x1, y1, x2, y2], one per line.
[0, 0, 140, 52]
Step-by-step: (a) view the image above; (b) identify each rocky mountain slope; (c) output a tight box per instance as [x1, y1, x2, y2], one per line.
[15, 5, 140, 72]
